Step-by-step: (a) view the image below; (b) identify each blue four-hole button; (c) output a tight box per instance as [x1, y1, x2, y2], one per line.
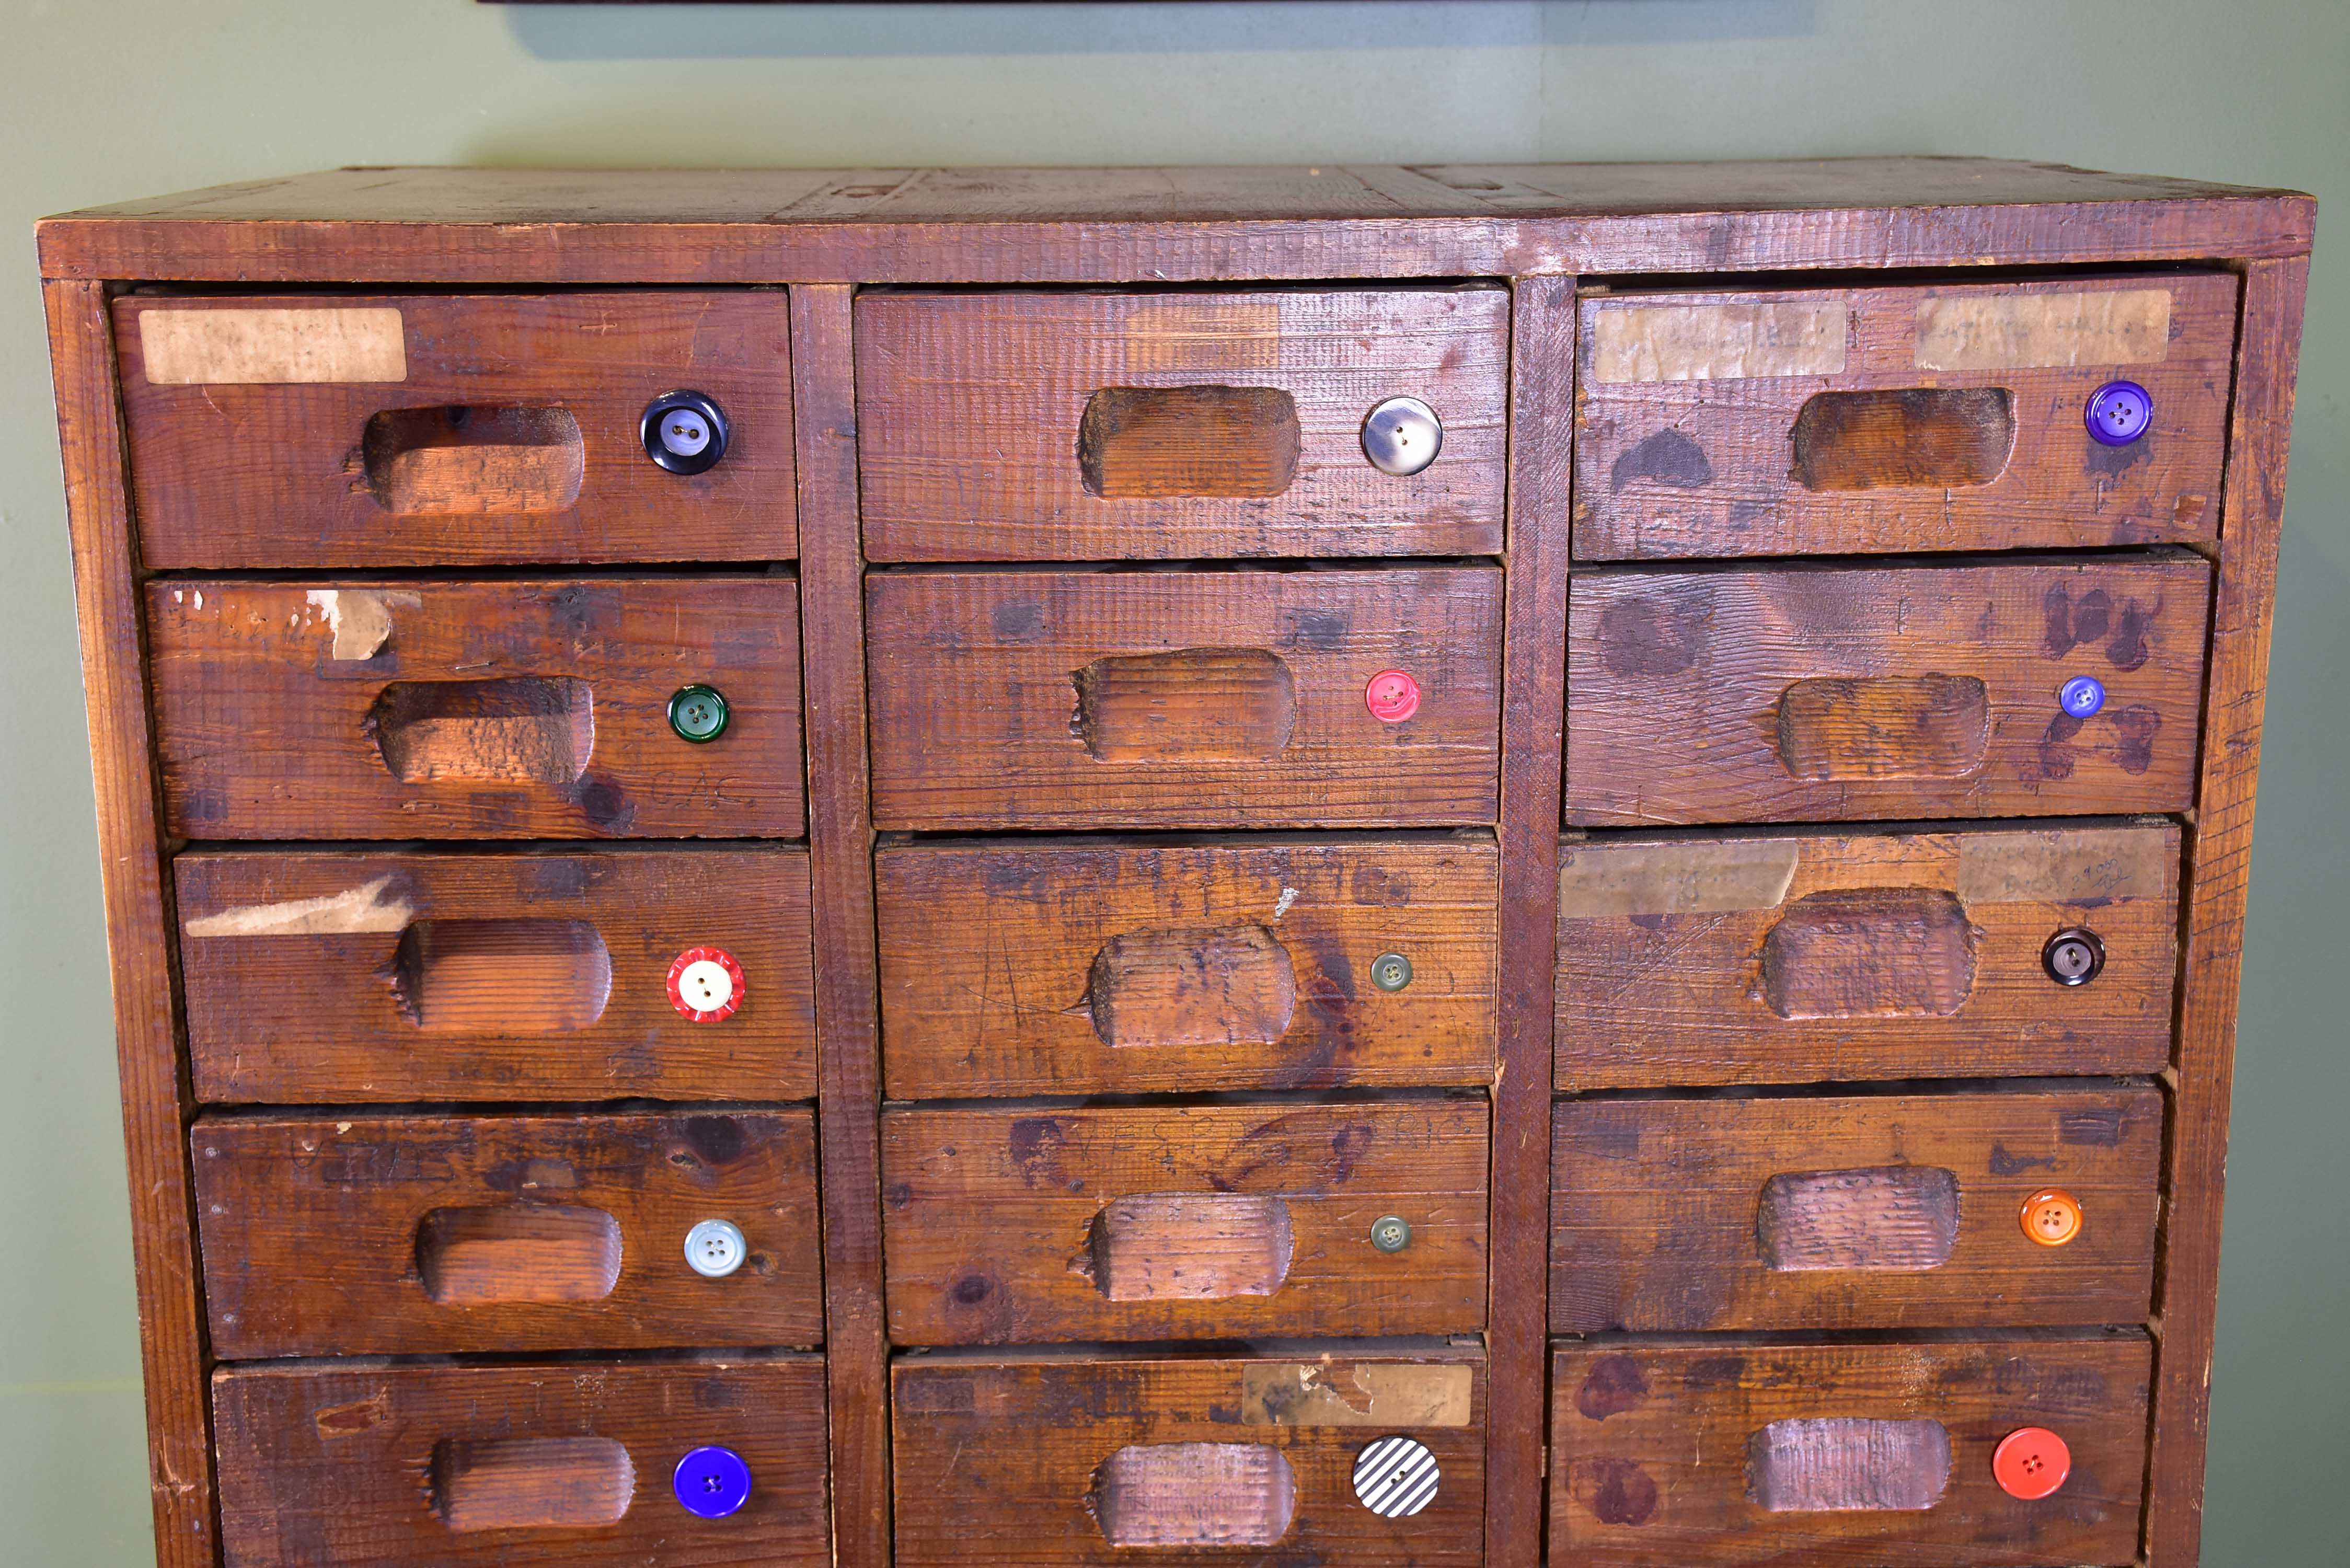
[674, 1445, 753, 1519]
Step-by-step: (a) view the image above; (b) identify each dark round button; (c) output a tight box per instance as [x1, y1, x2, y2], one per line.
[673, 1444, 752, 1519]
[2043, 928, 2105, 987]
[2086, 379, 2153, 447]
[643, 390, 730, 475]
[669, 684, 730, 744]
[2059, 675, 2106, 719]
[1370, 952, 1413, 993]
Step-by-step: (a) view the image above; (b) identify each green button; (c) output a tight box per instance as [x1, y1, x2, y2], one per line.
[1370, 952, 1413, 992]
[669, 684, 730, 743]
[1370, 1215, 1412, 1254]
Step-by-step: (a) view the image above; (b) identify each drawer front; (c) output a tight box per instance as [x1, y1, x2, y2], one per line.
[881, 1100, 1488, 1343]
[1556, 822, 2178, 1088]
[1549, 1336, 2149, 1567]
[856, 289, 1507, 560]
[894, 1353, 1484, 1568]
[1565, 555, 2209, 826]
[868, 568, 1503, 829]
[148, 578, 803, 840]
[1550, 1088, 2161, 1333]
[215, 1357, 827, 1568]
[117, 292, 795, 568]
[1574, 273, 2236, 559]
[177, 848, 817, 1103]
[193, 1111, 822, 1357]
[878, 838, 1497, 1098]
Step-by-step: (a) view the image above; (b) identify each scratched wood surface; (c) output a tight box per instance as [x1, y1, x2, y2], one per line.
[893, 1350, 1485, 1568]
[176, 848, 815, 1102]
[867, 567, 1502, 829]
[881, 1099, 1488, 1343]
[193, 1111, 822, 1357]
[1565, 554, 2211, 825]
[1556, 822, 2179, 1088]
[116, 292, 794, 568]
[1574, 273, 2237, 559]
[1550, 1087, 2162, 1332]
[856, 287, 1507, 559]
[1549, 1335, 2149, 1567]
[877, 837, 1496, 1097]
[147, 577, 803, 840]
[213, 1356, 828, 1568]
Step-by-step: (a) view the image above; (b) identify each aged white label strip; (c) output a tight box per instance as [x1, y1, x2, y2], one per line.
[1954, 825, 2174, 906]
[1558, 837, 1801, 917]
[139, 306, 408, 385]
[1239, 1363, 1473, 1427]
[1915, 288, 2171, 372]
[1591, 301, 1848, 383]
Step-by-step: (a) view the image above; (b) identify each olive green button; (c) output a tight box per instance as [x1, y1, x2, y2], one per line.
[668, 684, 730, 743]
[1370, 952, 1413, 993]
[1370, 1215, 1412, 1254]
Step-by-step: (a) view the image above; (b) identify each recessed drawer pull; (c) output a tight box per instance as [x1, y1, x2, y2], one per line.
[1088, 1443, 1297, 1548]
[361, 405, 585, 514]
[1078, 385, 1300, 499]
[389, 917, 612, 1033]
[1070, 647, 1296, 763]
[1082, 1193, 1296, 1301]
[1774, 674, 1990, 781]
[1757, 1166, 1962, 1271]
[1756, 889, 1978, 1019]
[1746, 1417, 1953, 1512]
[1789, 387, 2015, 491]
[416, 1204, 625, 1306]
[1079, 924, 1297, 1049]
[431, 1435, 635, 1531]
[366, 676, 595, 785]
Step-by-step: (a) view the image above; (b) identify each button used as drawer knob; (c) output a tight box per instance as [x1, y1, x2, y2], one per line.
[1370, 952, 1414, 993]
[2042, 927, 2105, 986]
[1992, 1427, 2071, 1501]
[2020, 1189, 2084, 1249]
[1369, 1215, 1412, 1253]
[1365, 670, 1421, 724]
[642, 389, 730, 475]
[2085, 379, 2153, 446]
[668, 947, 745, 1022]
[1361, 396, 1443, 477]
[669, 684, 731, 743]
[673, 1444, 753, 1518]
[1353, 1435, 1439, 1516]
[2058, 675, 2106, 719]
[684, 1218, 748, 1278]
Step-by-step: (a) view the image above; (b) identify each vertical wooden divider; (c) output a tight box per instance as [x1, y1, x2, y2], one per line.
[2145, 252, 2310, 1566]
[792, 283, 892, 1568]
[43, 276, 220, 1567]
[1486, 274, 1575, 1568]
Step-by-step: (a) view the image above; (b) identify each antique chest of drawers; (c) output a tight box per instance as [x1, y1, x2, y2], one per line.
[38, 162, 2311, 1568]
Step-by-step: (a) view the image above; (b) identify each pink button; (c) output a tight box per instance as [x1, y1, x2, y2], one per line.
[1365, 670, 1421, 723]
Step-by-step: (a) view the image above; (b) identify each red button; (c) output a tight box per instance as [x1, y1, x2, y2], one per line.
[667, 947, 745, 1023]
[1992, 1427, 2071, 1501]
[1365, 670, 1421, 723]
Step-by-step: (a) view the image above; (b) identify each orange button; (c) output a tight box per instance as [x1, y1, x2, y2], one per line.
[2020, 1188, 2084, 1248]
[1993, 1427, 2071, 1500]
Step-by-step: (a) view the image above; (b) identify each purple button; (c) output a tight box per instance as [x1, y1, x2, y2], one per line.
[674, 1445, 752, 1519]
[2086, 381, 2153, 446]
[2059, 676, 2106, 719]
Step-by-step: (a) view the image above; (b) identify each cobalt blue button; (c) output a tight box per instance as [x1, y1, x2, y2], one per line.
[2086, 380, 2153, 446]
[673, 1445, 752, 1519]
[2059, 675, 2107, 719]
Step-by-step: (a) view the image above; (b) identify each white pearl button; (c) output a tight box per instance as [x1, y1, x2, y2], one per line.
[675, 957, 735, 1014]
[684, 1218, 747, 1279]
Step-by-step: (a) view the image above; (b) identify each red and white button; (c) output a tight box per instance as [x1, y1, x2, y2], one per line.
[1365, 669, 1422, 724]
[1992, 1427, 2071, 1501]
[667, 947, 745, 1022]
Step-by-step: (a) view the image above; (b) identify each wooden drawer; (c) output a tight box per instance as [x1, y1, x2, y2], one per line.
[214, 1356, 827, 1568]
[878, 837, 1497, 1098]
[1574, 272, 2236, 559]
[1549, 1336, 2150, 1566]
[116, 292, 795, 568]
[176, 848, 817, 1103]
[894, 1350, 1485, 1567]
[193, 1111, 822, 1358]
[867, 568, 1503, 829]
[856, 288, 1507, 560]
[1556, 822, 2179, 1088]
[148, 577, 803, 840]
[1565, 554, 2209, 826]
[1550, 1087, 2160, 1333]
[881, 1099, 1488, 1343]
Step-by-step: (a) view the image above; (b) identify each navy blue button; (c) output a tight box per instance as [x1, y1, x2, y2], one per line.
[2059, 676, 2106, 719]
[2086, 380, 2153, 446]
[673, 1445, 752, 1519]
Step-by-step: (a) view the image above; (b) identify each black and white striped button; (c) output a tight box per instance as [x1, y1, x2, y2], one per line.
[1352, 1435, 1439, 1518]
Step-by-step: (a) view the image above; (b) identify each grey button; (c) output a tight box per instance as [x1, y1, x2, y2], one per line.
[1370, 952, 1413, 993]
[1361, 396, 1443, 477]
[684, 1218, 747, 1278]
[1370, 1215, 1412, 1253]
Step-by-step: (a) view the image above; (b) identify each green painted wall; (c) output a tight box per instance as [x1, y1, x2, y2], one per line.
[2, 2, 2340, 1560]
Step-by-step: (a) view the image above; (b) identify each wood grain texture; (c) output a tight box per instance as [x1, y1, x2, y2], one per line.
[1575, 273, 2237, 558]
[856, 288, 1506, 559]
[192, 1111, 822, 1357]
[116, 291, 796, 568]
[213, 1356, 827, 1568]
[867, 567, 1502, 829]
[1565, 555, 2211, 825]
[1550, 1088, 2162, 1332]
[1556, 823, 2180, 1088]
[176, 848, 816, 1102]
[881, 1100, 1488, 1343]
[44, 278, 220, 1567]
[147, 577, 803, 840]
[2146, 255, 2311, 1567]
[1549, 1335, 2150, 1567]
[893, 1351, 1485, 1568]
[876, 837, 1497, 1097]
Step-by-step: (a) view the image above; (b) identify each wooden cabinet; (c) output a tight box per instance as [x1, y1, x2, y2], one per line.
[40, 162, 2309, 1568]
